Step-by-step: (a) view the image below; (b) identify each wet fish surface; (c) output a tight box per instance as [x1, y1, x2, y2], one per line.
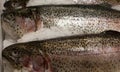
[3, 0, 120, 10]
[2, 30, 120, 72]
[2, 5, 120, 40]
[76, 0, 120, 6]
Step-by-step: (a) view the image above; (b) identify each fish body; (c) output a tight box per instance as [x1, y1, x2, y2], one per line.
[2, 5, 120, 40]
[76, 0, 120, 5]
[2, 30, 120, 72]
[3, 0, 120, 10]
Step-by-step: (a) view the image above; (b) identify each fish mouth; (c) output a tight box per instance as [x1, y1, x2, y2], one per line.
[2, 56, 22, 69]
[2, 58, 15, 72]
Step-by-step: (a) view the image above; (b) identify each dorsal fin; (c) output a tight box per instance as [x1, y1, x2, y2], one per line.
[100, 30, 120, 36]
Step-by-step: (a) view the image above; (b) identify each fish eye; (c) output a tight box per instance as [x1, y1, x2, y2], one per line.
[11, 2, 18, 8]
[12, 50, 19, 57]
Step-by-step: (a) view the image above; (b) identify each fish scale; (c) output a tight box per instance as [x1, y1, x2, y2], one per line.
[2, 30, 120, 72]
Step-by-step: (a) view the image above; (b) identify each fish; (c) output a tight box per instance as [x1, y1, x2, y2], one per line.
[2, 5, 120, 40]
[2, 30, 120, 72]
[3, 0, 120, 10]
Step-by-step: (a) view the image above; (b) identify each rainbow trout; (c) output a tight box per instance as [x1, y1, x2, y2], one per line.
[3, 0, 120, 10]
[2, 5, 120, 40]
[2, 30, 120, 72]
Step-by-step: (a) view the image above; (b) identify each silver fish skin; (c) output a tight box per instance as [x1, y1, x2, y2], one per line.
[2, 30, 120, 72]
[76, 0, 120, 5]
[2, 5, 120, 40]
[3, 0, 120, 10]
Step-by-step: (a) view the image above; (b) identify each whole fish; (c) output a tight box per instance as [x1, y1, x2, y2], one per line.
[2, 30, 120, 72]
[2, 5, 120, 40]
[3, 0, 120, 10]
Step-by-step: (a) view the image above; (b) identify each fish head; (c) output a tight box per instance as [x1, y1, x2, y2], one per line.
[2, 8, 41, 40]
[2, 43, 50, 71]
[2, 44, 30, 69]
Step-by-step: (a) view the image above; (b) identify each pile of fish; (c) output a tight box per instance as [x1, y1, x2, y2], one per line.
[2, 0, 120, 72]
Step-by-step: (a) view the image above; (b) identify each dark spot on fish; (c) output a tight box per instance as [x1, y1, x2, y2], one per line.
[16, 24, 19, 27]
[81, 60, 94, 68]
[16, 28, 19, 30]
[16, 31, 19, 34]
[119, 60, 120, 62]
[116, 0, 120, 2]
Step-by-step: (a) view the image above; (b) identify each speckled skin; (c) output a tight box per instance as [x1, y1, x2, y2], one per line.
[76, 0, 120, 5]
[1, 8, 38, 40]
[2, 30, 120, 72]
[2, 5, 120, 40]
[3, 0, 120, 10]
